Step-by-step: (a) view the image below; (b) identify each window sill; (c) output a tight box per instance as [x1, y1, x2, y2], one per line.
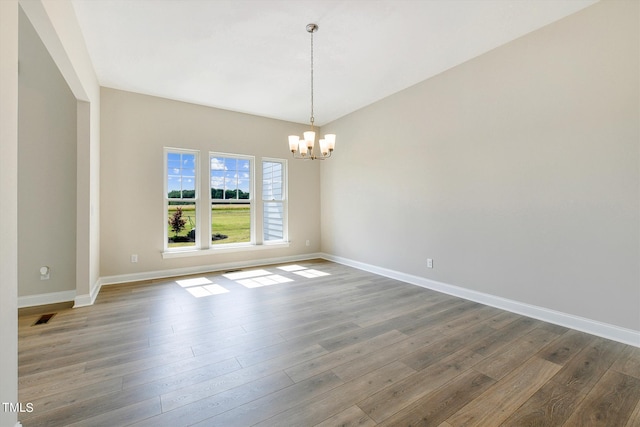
[162, 241, 290, 259]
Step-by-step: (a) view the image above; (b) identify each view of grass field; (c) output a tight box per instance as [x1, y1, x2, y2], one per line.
[167, 205, 250, 248]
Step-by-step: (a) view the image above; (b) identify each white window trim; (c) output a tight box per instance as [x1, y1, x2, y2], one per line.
[161, 240, 290, 259]
[208, 152, 255, 248]
[162, 150, 290, 258]
[164, 148, 200, 252]
[262, 157, 288, 244]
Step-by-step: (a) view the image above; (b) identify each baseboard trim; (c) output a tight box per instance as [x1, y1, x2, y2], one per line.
[24, 253, 637, 347]
[99, 253, 324, 287]
[17, 290, 75, 308]
[73, 277, 102, 308]
[321, 253, 640, 348]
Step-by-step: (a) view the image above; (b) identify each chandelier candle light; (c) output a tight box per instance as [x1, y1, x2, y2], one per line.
[288, 23, 336, 160]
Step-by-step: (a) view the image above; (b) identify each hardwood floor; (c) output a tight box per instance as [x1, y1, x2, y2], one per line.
[17, 259, 640, 426]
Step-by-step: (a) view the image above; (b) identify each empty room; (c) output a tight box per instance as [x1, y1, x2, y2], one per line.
[1, 0, 638, 426]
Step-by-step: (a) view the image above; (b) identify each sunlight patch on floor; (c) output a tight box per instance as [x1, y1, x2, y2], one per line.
[223, 269, 272, 280]
[176, 277, 213, 287]
[178, 265, 331, 297]
[175, 277, 230, 298]
[293, 269, 331, 278]
[277, 264, 307, 272]
[237, 274, 294, 288]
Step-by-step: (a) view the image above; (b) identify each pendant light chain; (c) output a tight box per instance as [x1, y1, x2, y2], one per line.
[310, 26, 314, 129]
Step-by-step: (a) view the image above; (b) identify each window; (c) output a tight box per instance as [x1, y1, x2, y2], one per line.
[262, 159, 287, 242]
[165, 149, 199, 250]
[210, 154, 254, 246]
[164, 149, 287, 256]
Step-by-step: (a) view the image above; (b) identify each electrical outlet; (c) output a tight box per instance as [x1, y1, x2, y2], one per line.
[306, 240, 310, 247]
[427, 258, 433, 268]
[131, 254, 138, 263]
[40, 266, 50, 280]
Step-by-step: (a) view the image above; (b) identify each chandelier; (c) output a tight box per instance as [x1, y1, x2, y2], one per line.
[288, 23, 336, 160]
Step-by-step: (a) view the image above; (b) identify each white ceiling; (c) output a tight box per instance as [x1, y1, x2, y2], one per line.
[70, 0, 598, 126]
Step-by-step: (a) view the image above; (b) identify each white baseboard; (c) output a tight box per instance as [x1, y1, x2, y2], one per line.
[17, 290, 75, 308]
[22, 254, 321, 308]
[73, 277, 102, 308]
[20, 252, 638, 348]
[321, 253, 640, 348]
[99, 252, 323, 287]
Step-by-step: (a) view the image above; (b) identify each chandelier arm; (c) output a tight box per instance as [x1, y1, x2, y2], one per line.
[292, 153, 315, 161]
[291, 151, 331, 161]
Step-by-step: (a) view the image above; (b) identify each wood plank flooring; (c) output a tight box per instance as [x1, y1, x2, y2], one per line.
[17, 259, 640, 426]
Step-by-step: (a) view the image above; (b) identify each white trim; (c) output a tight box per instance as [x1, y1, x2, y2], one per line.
[320, 253, 640, 348]
[162, 241, 291, 259]
[73, 277, 101, 307]
[101, 252, 322, 286]
[209, 152, 256, 248]
[165, 148, 200, 252]
[26, 252, 637, 348]
[17, 290, 75, 308]
[261, 157, 288, 244]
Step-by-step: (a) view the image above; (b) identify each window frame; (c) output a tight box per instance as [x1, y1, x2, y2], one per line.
[164, 148, 200, 252]
[209, 152, 256, 248]
[162, 149, 290, 259]
[261, 157, 288, 244]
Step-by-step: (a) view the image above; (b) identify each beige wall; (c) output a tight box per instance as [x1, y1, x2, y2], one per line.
[18, 7, 77, 297]
[41, 0, 102, 305]
[321, 0, 639, 331]
[19, 0, 102, 306]
[100, 88, 320, 277]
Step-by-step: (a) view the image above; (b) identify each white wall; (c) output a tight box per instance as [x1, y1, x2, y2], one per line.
[0, 2, 20, 424]
[18, 7, 77, 298]
[100, 88, 320, 278]
[321, 0, 639, 332]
